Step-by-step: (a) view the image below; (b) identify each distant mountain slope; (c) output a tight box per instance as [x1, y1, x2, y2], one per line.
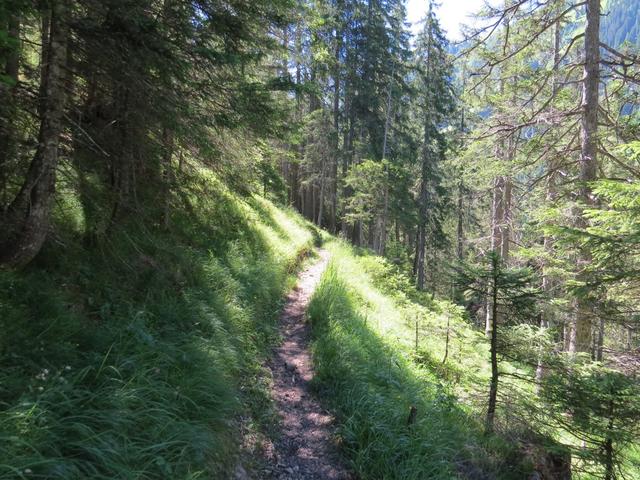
[447, 0, 639, 53]
[602, 0, 640, 47]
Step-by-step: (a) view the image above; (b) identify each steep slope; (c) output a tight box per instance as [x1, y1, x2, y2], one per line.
[602, 0, 640, 47]
[306, 240, 640, 480]
[306, 241, 556, 480]
[0, 173, 316, 479]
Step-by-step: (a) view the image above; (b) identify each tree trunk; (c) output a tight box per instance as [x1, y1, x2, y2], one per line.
[456, 75, 467, 264]
[291, 161, 300, 210]
[485, 165, 512, 333]
[416, 224, 426, 290]
[160, 0, 175, 230]
[161, 127, 174, 229]
[340, 62, 355, 236]
[604, 398, 615, 480]
[595, 315, 605, 361]
[108, 87, 135, 228]
[1, 1, 68, 268]
[292, 16, 303, 212]
[317, 157, 326, 226]
[330, 19, 342, 234]
[415, 234, 421, 280]
[352, 220, 362, 246]
[486, 255, 499, 434]
[456, 180, 464, 262]
[379, 175, 389, 255]
[377, 60, 394, 256]
[428, 245, 436, 297]
[416, 96, 429, 289]
[537, 19, 561, 380]
[572, 0, 600, 354]
[367, 219, 375, 249]
[309, 184, 315, 222]
[537, 196, 556, 380]
[500, 175, 512, 260]
[485, 48, 515, 331]
[0, 13, 21, 208]
[382, 63, 394, 162]
[38, 8, 51, 118]
[416, 16, 434, 291]
[486, 176, 505, 336]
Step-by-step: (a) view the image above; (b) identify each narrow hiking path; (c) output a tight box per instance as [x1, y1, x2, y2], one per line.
[262, 249, 351, 480]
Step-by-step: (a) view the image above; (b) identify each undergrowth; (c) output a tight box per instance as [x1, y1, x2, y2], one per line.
[0, 175, 314, 479]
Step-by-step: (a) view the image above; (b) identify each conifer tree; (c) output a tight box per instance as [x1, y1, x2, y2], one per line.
[413, 1, 454, 291]
[456, 252, 539, 434]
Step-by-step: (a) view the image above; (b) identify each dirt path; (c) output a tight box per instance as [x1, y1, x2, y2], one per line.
[261, 249, 351, 480]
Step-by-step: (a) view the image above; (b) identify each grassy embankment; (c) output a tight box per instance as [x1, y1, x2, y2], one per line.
[0, 170, 316, 479]
[308, 240, 640, 480]
[308, 240, 539, 480]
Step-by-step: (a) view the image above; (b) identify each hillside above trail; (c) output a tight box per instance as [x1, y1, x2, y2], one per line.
[0, 183, 319, 479]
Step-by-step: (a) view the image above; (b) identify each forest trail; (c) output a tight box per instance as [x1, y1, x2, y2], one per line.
[260, 249, 351, 480]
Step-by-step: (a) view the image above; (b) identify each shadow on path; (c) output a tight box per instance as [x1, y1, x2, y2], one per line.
[262, 250, 351, 480]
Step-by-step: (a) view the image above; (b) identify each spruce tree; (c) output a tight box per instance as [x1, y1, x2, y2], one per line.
[414, 1, 454, 291]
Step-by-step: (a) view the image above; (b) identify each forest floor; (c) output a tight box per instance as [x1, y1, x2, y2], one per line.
[253, 249, 351, 480]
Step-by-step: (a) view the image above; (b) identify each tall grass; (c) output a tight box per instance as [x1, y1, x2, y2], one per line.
[0, 177, 314, 479]
[307, 241, 532, 479]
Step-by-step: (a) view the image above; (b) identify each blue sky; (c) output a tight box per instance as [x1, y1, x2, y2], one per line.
[406, 0, 486, 40]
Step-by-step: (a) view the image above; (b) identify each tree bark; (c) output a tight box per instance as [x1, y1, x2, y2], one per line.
[161, 127, 174, 229]
[1, 1, 68, 268]
[500, 175, 512, 259]
[415, 167, 429, 289]
[377, 68, 394, 256]
[108, 87, 135, 228]
[456, 180, 464, 262]
[604, 398, 615, 480]
[416, 14, 434, 291]
[38, 8, 51, 118]
[330, 17, 342, 234]
[537, 16, 562, 381]
[595, 315, 605, 361]
[0, 13, 21, 209]
[378, 174, 389, 255]
[317, 156, 326, 226]
[486, 255, 499, 434]
[485, 43, 515, 332]
[572, 0, 600, 354]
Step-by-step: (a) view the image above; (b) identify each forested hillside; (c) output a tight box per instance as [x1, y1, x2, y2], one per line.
[1, 0, 639, 479]
[602, 0, 640, 46]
